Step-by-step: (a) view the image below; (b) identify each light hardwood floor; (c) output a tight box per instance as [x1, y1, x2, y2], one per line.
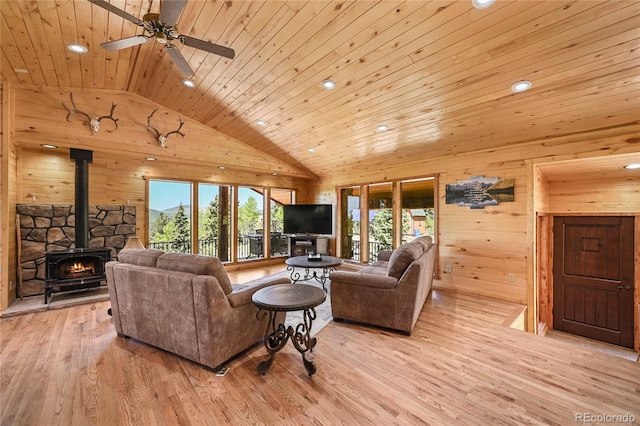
[1, 267, 639, 425]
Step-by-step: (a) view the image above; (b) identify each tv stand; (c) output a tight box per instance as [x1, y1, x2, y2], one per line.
[289, 235, 328, 257]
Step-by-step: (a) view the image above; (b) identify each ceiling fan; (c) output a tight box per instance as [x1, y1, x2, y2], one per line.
[88, 0, 235, 76]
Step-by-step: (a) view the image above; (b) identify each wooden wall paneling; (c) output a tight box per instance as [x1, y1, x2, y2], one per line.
[1, 80, 7, 310]
[526, 162, 535, 333]
[536, 214, 551, 334]
[1, 80, 18, 310]
[13, 86, 315, 179]
[635, 215, 640, 352]
[18, 145, 310, 258]
[312, 124, 639, 335]
[533, 165, 550, 334]
[546, 175, 640, 213]
[360, 185, 369, 264]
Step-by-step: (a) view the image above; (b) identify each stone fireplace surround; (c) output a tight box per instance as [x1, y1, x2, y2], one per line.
[17, 204, 136, 298]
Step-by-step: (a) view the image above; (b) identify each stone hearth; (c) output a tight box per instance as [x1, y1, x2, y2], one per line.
[16, 204, 136, 297]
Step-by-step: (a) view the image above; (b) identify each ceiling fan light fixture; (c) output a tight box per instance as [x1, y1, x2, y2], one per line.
[511, 80, 532, 93]
[182, 79, 195, 88]
[472, 0, 496, 9]
[155, 32, 168, 44]
[67, 44, 88, 53]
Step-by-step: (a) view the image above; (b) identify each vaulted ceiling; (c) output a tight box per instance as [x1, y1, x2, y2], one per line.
[2, 0, 639, 179]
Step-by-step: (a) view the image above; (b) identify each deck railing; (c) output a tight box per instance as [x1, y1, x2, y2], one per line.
[348, 239, 392, 262]
[148, 237, 392, 262]
[148, 234, 289, 260]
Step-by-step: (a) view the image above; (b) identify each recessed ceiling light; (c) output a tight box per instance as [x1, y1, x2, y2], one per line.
[14, 68, 28, 74]
[256, 120, 266, 126]
[182, 79, 195, 88]
[472, 0, 496, 9]
[145, 157, 157, 161]
[308, 148, 315, 153]
[322, 79, 336, 90]
[271, 172, 278, 176]
[624, 163, 640, 170]
[67, 44, 88, 53]
[40, 144, 58, 149]
[511, 80, 532, 93]
[377, 125, 389, 132]
[218, 166, 226, 170]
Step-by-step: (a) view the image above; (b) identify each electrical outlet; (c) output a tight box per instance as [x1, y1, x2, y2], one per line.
[445, 264, 452, 273]
[508, 273, 515, 282]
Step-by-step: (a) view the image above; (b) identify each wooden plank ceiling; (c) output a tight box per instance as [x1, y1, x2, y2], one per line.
[2, 0, 639, 179]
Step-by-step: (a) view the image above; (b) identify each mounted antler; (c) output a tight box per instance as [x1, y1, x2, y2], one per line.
[62, 93, 118, 135]
[146, 109, 185, 148]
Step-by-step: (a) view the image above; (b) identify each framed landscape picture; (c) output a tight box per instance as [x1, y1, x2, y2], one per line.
[445, 175, 514, 209]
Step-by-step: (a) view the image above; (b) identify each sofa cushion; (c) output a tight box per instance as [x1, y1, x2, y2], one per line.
[360, 266, 389, 276]
[387, 242, 423, 279]
[413, 236, 433, 251]
[156, 253, 233, 295]
[117, 249, 165, 267]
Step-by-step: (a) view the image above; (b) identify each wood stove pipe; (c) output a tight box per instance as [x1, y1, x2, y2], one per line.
[69, 148, 93, 248]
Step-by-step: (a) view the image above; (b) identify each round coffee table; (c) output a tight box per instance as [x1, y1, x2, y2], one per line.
[285, 255, 343, 291]
[252, 284, 326, 376]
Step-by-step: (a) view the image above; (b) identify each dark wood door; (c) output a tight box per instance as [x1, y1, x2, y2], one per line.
[553, 216, 634, 349]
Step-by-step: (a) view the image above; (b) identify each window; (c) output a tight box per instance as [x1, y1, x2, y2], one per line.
[148, 179, 294, 262]
[338, 176, 436, 264]
[148, 180, 192, 254]
[238, 186, 265, 260]
[339, 187, 360, 261]
[368, 183, 393, 261]
[198, 184, 232, 261]
[401, 178, 435, 243]
[270, 189, 293, 257]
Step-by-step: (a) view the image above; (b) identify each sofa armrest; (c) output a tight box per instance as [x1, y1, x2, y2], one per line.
[227, 275, 291, 307]
[330, 271, 398, 289]
[377, 250, 393, 262]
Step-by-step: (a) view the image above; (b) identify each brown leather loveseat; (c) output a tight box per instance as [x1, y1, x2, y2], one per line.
[329, 236, 436, 335]
[106, 249, 290, 370]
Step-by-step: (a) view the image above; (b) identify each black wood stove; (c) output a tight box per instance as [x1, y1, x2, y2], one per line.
[44, 248, 111, 304]
[44, 148, 111, 303]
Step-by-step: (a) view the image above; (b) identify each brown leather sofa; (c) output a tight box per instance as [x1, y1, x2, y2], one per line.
[330, 236, 436, 335]
[106, 249, 290, 370]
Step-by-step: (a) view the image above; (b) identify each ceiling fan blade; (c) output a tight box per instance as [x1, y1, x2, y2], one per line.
[165, 44, 194, 76]
[180, 36, 235, 59]
[87, 0, 143, 26]
[100, 35, 151, 51]
[159, 0, 187, 27]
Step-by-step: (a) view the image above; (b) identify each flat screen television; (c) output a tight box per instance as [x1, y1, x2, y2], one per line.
[283, 204, 333, 235]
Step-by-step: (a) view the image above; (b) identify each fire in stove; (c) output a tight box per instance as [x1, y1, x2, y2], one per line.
[65, 261, 97, 279]
[45, 248, 111, 304]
